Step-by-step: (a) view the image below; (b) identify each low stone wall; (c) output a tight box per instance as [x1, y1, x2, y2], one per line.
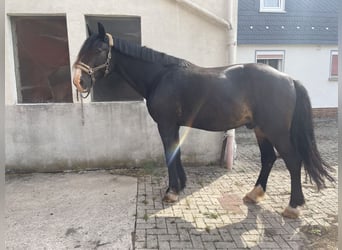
[5, 103, 222, 172]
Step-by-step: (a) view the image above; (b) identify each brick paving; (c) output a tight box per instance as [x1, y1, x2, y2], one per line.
[133, 118, 338, 250]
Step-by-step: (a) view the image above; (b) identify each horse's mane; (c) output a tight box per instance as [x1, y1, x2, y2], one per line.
[76, 34, 193, 68]
[114, 37, 193, 68]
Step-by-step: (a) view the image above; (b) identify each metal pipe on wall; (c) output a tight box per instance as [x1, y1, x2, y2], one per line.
[174, 0, 232, 30]
[225, 0, 238, 170]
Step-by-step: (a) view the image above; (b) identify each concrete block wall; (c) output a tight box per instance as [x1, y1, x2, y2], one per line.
[5, 103, 222, 172]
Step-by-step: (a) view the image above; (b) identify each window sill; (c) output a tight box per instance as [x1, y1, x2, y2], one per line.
[259, 9, 286, 13]
[328, 77, 338, 82]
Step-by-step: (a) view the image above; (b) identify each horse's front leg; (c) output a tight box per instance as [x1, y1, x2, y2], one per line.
[158, 123, 186, 203]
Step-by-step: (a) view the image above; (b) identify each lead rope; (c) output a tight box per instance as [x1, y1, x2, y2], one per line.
[80, 92, 85, 126]
[76, 89, 85, 126]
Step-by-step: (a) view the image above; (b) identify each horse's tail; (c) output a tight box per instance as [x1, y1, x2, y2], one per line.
[290, 80, 335, 190]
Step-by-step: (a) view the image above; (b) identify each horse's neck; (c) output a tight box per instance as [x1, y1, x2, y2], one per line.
[113, 51, 165, 99]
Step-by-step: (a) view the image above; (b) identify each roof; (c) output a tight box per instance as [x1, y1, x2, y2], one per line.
[237, 0, 338, 45]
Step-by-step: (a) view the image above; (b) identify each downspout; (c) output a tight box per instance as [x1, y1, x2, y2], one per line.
[225, 0, 238, 170]
[227, 0, 238, 64]
[174, 0, 232, 30]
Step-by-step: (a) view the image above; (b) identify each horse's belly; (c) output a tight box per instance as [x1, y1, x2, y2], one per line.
[180, 109, 252, 132]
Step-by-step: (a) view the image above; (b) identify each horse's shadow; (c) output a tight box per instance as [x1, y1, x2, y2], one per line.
[136, 171, 306, 249]
[157, 204, 303, 249]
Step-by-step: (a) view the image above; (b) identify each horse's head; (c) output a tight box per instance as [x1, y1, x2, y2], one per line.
[73, 22, 113, 96]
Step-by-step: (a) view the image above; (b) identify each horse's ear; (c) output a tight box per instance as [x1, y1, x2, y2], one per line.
[97, 22, 106, 40]
[87, 24, 92, 36]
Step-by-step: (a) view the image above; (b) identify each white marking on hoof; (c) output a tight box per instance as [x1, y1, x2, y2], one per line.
[163, 191, 179, 203]
[282, 205, 300, 219]
[243, 184, 265, 204]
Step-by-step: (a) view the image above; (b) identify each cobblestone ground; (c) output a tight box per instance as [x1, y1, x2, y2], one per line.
[133, 118, 338, 250]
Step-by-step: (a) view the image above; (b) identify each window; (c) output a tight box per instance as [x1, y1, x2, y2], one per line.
[260, 0, 285, 12]
[329, 51, 338, 80]
[11, 16, 72, 103]
[85, 16, 143, 102]
[256, 50, 285, 71]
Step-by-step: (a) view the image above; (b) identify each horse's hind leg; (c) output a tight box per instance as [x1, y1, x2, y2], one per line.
[274, 135, 304, 218]
[243, 127, 277, 203]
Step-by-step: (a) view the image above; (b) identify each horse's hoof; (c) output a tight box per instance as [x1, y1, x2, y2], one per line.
[243, 184, 265, 204]
[163, 190, 179, 203]
[282, 205, 300, 219]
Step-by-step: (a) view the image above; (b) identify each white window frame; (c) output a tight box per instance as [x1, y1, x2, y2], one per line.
[255, 50, 285, 72]
[329, 50, 338, 81]
[260, 0, 286, 13]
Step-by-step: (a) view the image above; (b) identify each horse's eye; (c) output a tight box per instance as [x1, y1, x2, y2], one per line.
[96, 48, 104, 53]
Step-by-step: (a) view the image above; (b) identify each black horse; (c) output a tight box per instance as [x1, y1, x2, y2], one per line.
[73, 23, 334, 218]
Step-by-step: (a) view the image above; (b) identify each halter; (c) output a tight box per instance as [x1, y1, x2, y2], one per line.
[74, 33, 114, 98]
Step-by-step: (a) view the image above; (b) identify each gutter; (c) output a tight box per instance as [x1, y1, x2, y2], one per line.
[174, 0, 232, 30]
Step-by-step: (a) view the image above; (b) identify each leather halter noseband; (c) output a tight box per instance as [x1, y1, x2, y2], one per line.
[74, 33, 114, 98]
